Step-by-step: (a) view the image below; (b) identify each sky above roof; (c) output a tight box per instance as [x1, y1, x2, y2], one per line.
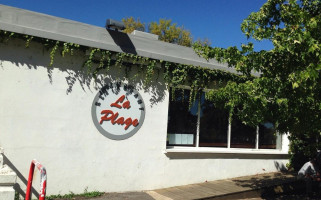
[0, 0, 273, 51]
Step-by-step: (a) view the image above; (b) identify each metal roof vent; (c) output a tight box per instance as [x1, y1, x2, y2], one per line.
[106, 19, 125, 31]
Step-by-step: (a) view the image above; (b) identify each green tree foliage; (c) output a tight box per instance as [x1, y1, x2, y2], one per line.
[193, 0, 321, 169]
[122, 17, 145, 34]
[149, 19, 192, 47]
[122, 17, 192, 47]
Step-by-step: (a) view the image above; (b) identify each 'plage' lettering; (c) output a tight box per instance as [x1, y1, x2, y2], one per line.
[99, 95, 138, 130]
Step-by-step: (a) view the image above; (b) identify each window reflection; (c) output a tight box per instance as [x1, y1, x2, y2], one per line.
[259, 122, 277, 149]
[167, 89, 197, 146]
[199, 94, 229, 147]
[231, 116, 256, 148]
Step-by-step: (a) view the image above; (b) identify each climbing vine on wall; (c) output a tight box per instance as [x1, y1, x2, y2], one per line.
[0, 30, 248, 105]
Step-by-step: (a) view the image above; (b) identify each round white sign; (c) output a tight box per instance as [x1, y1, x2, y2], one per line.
[91, 82, 145, 140]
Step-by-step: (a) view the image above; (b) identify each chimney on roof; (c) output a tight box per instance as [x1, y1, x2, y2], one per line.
[106, 19, 125, 31]
[105, 19, 158, 40]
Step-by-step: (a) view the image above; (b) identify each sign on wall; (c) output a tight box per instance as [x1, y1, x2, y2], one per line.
[91, 82, 145, 140]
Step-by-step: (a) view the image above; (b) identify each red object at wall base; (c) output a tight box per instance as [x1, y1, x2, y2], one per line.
[25, 159, 47, 200]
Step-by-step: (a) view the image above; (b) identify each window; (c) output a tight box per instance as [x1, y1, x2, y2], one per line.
[259, 122, 277, 149]
[230, 116, 256, 148]
[199, 94, 229, 147]
[167, 89, 198, 146]
[167, 88, 281, 150]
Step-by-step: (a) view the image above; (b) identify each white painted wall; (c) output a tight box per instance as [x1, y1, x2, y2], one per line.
[0, 39, 289, 196]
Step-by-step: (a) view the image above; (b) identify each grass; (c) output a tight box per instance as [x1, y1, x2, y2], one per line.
[14, 191, 20, 200]
[47, 189, 104, 200]
[14, 187, 104, 200]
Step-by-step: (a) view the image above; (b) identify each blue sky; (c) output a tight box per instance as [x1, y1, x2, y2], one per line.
[0, 0, 272, 51]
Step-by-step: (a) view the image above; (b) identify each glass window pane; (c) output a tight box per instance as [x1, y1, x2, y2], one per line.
[259, 122, 277, 149]
[231, 116, 256, 148]
[199, 94, 229, 147]
[167, 88, 198, 146]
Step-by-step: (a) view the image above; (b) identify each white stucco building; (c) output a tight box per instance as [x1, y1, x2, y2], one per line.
[0, 4, 289, 197]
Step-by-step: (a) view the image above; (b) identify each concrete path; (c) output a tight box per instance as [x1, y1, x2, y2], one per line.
[79, 172, 298, 200]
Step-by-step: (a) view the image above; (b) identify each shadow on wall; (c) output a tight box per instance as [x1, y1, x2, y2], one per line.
[2, 154, 39, 199]
[274, 161, 288, 172]
[0, 37, 166, 106]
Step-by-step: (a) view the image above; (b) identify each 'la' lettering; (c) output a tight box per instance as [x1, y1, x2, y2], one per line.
[110, 95, 131, 109]
[110, 95, 125, 109]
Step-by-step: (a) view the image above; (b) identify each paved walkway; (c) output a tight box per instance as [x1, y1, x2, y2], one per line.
[89, 172, 298, 200]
